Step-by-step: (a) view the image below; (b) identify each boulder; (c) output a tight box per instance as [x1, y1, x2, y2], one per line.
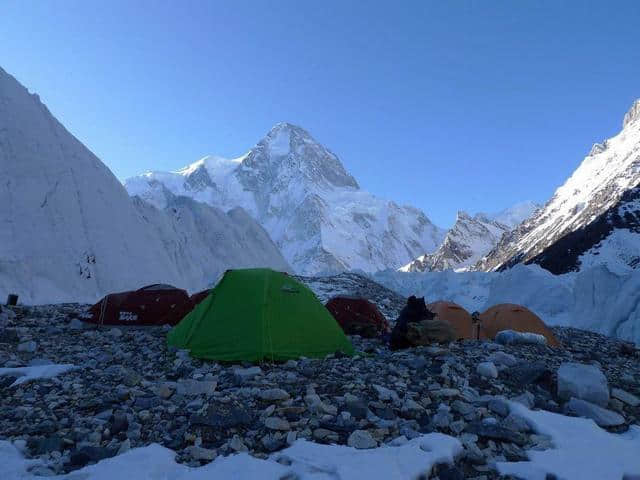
[557, 363, 609, 407]
[565, 398, 625, 427]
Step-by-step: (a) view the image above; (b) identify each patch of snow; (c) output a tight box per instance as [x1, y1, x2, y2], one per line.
[0, 364, 78, 386]
[0, 433, 462, 479]
[496, 401, 640, 480]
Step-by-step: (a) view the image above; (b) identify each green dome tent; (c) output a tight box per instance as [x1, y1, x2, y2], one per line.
[167, 269, 354, 362]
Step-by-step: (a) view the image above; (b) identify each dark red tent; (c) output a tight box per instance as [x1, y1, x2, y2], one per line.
[86, 284, 191, 326]
[325, 296, 390, 338]
[158, 289, 211, 326]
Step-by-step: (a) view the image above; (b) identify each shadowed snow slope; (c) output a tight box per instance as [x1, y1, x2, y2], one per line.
[374, 264, 640, 345]
[0, 67, 288, 304]
[125, 123, 445, 274]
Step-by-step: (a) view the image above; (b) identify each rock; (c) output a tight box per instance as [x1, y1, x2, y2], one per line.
[261, 433, 285, 452]
[30, 435, 64, 455]
[506, 362, 552, 387]
[117, 439, 131, 455]
[259, 388, 290, 402]
[557, 363, 609, 407]
[107, 328, 123, 338]
[511, 391, 535, 409]
[313, 428, 339, 442]
[186, 445, 217, 461]
[565, 398, 625, 427]
[501, 413, 531, 433]
[372, 384, 399, 402]
[265, 417, 291, 431]
[110, 413, 129, 435]
[466, 421, 527, 446]
[229, 435, 248, 452]
[234, 366, 262, 382]
[477, 362, 498, 379]
[487, 351, 518, 367]
[122, 370, 142, 387]
[69, 446, 116, 468]
[435, 465, 465, 480]
[176, 380, 217, 396]
[611, 388, 640, 407]
[495, 330, 547, 346]
[157, 383, 175, 399]
[345, 399, 369, 419]
[17, 340, 37, 353]
[68, 318, 87, 330]
[347, 430, 377, 449]
[488, 399, 510, 417]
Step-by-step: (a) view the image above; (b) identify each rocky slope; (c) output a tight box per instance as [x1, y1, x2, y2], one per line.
[477, 100, 640, 274]
[400, 203, 538, 273]
[0, 67, 288, 305]
[125, 123, 445, 275]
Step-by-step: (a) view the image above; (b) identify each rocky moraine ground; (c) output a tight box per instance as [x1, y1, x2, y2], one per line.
[1, 273, 639, 479]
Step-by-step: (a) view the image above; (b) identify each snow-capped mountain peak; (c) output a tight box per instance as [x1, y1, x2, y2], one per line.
[623, 99, 640, 128]
[126, 124, 444, 274]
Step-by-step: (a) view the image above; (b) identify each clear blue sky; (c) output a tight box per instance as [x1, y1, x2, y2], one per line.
[2, 1, 639, 227]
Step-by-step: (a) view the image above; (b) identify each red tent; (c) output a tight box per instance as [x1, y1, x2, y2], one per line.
[325, 296, 390, 338]
[86, 284, 191, 326]
[158, 289, 211, 326]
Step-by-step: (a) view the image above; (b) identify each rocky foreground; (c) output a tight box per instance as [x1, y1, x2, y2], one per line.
[1, 275, 639, 479]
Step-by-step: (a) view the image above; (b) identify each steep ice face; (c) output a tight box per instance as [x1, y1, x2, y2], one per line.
[478, 99, 640, 273]
[125, 123, 445, 274]
[0, 67, 289, 304]
[399, 202, 538, 273]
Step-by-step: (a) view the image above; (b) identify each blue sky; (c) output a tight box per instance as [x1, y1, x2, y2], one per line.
[2, 1, 639, 227]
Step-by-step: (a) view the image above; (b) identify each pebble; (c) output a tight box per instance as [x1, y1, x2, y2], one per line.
[564, 398, 625, 427]
[477, 362, 498, 379]
[347, 430, 377, 449]
[265, 417, 291, 431]
[611, 388, 640, 407]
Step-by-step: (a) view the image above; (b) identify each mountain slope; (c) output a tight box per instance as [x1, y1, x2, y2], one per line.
[0, 67, 288, 304]
[477, 100, 640, 273]
[126, 123, 445, 274]
[399, 202, 538, 272]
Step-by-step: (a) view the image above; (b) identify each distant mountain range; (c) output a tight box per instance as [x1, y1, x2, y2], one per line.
[399, 203, 538, 272]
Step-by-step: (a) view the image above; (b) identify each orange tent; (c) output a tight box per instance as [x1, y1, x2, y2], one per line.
[479, 304, 561, 347]
[427, 301, 484, 340]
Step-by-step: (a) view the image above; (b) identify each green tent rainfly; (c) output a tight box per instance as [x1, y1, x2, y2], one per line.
[167, 268, 354, 362]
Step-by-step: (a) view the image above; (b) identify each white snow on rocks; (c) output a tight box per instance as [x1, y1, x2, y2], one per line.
[496, 401, 640, 480]
[0, 363, 78, 386]
[0, 434, 463, 480]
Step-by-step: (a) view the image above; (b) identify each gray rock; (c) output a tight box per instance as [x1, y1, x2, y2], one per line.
[234, 366, 262, 382]
[477, 362, 498, 379]
[511, 391, 535, 409]
[347, 430, 377, 449]
[565, 398, 625, 427]
[17, 340, 37, 353]
[265, 417, 291, 431]
[372, 384, 399, 402]
[611, 388, 640, 407]
[186, 445, 217, 461]
[229, 435, 248, 452]
[488, 399, 510, 417]
[501, 413, 531, 433]
[466, 421, 527, 445]
[176, 380, 216, 397]
[557, 363, 609, 407]
[495, 330, 546, 346]
[259, 388, 290, 402]
[487, 351, 518, 367]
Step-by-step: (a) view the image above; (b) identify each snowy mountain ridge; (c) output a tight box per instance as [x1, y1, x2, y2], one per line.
[399, 202, 538, 272]
[126, 123, 445, 274]
[0, 66, 288, 304]
[477, 99, 640, 273]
